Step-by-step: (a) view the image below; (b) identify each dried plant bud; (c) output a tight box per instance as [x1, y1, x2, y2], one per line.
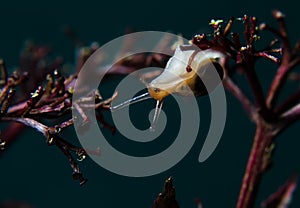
[0, 139, 6, 151]
[259, 23, 267, 30]
[273, 10, 285, 20]
[209, 19, 224, 28]
[152, 177, 179, 208]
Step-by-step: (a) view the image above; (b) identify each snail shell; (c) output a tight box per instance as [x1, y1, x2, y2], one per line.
[147, 45, 225, 101]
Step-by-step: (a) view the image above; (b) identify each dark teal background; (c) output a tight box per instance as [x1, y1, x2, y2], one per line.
[1, 0, 300, 207]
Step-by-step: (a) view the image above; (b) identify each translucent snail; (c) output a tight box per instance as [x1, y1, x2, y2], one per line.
[111, 43, 225, 130]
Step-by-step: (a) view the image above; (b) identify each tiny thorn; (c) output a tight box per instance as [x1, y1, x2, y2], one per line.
[80, 178, 88, 186]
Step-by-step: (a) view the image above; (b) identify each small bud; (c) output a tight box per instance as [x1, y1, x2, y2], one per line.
[55, 127, 61, 133]
[53, 69, 59, 76]
[12, 71, 20, 80]
[259, 23, 267, 30]
[0, 140, 6, 151]
[273, 10, 285, 20]
[240, 46, 247, 51]
[68, 87, 75, 94]
[77, 154, 86, 162]
[30, 86, 43, 98]
[192, 34, 207, 44]
[252, 34, 261, 41]
[209, 19, 224, 29]
[47, 137, 55, 145]
[77, 149, 87, 162]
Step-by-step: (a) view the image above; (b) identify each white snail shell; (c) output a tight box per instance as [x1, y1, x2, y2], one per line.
[148, 45, 225, 101]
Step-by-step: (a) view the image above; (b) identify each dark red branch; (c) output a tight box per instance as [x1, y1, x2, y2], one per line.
[240, 62, 269, 119]
[223, 76, 258, 122]
[236, 122, 276, 208]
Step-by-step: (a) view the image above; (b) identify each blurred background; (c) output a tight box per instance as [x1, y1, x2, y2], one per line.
[0, 0, 300, 207]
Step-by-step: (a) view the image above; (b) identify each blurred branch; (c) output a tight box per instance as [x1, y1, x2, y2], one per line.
[261, 174, 297, 208]
[152, 177, 179, 208]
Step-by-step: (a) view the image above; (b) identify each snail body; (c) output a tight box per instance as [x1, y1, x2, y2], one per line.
[147, 45, 225, 101]
[111, 43, 225, 130]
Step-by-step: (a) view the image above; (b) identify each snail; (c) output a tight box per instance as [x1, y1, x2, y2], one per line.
[111, 44, 225, 130]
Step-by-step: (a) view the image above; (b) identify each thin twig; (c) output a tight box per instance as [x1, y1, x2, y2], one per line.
[223, 77, 258, 122]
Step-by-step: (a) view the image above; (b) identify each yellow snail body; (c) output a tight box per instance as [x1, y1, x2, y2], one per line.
[111, 44, 225, 130]
[147, 45, 225, 101]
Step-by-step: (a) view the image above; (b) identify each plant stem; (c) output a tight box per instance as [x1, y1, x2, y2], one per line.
[236, 121, 276, 208]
